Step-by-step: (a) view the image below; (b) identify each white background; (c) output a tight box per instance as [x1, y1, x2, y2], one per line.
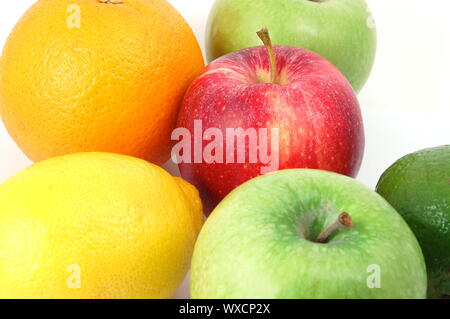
[0, 0, 449, 298]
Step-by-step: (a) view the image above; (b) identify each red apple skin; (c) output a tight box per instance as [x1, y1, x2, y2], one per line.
[176, 46, 364, 215]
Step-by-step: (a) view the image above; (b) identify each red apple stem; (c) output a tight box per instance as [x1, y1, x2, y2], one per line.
[256, 28, 278, 84]
[315, 212, 354, 243]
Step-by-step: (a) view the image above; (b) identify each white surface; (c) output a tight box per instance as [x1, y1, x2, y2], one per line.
[0, 0, 449, 299]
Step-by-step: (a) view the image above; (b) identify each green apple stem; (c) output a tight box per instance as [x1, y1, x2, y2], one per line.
[315, 212, 354, 243]
[256, 28, 277, 84]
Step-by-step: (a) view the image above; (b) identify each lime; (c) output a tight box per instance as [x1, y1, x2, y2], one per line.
[376, 145, 449, 298]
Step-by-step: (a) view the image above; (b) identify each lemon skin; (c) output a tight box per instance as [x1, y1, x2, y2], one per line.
[0, 152, 203, 299]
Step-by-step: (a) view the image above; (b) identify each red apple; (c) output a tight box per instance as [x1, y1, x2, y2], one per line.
[174, 29, 364, 215]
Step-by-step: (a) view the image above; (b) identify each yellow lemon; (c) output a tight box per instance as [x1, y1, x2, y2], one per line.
[0, 152, 203, 299]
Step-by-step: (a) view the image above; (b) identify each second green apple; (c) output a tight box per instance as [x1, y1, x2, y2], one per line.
[206, 0, 377, 92]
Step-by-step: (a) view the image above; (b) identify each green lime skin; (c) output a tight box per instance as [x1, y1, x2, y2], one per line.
[376, 145, 450, 298]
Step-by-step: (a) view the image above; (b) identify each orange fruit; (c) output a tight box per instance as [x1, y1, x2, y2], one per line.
[0, 0, 204, 164]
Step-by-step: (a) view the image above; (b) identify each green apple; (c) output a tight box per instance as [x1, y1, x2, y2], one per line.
[190, 169, 427, 299]
[206, 0, 377, 92]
